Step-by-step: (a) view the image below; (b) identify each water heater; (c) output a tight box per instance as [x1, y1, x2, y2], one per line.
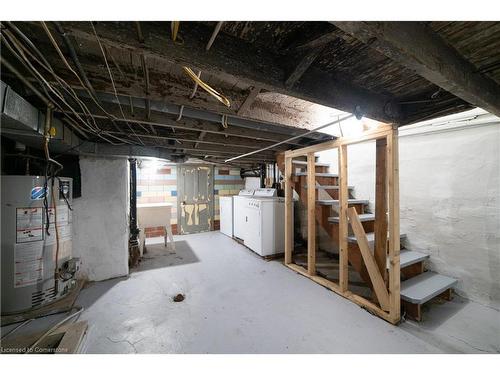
[1, 175, 79, 314]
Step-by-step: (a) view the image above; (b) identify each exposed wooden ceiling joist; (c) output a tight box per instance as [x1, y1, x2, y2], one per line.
[332, 21, 500, 119]
[285, 46, 327, 89]
[56, 22, 400, 123]
[237, 86, 261, 115]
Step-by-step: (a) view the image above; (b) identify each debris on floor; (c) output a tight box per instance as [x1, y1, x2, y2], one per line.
[173, 294, 185, 302]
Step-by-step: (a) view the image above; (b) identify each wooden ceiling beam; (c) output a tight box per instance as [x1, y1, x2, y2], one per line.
[332, 21, 500, 119]
[206, 22, 224, 51]
[237, 86, 261, 115]
[56, 21, 400, 123]
[286, 30, 339, 53]
[285, 46, 326, 89]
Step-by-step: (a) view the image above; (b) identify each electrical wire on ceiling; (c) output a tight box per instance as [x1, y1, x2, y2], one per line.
[90, 21, 148, 145]
[1, 31, 106, 140]
[183, 66, 231, 107]
[41, 21, 120, 124]
[1, 24, 134, 146]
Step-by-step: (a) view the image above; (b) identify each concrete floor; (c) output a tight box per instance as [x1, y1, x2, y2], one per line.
[4, 231, 498, 353]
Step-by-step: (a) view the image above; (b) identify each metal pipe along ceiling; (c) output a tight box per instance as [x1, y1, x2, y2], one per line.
[225, 114, 354, 162]
[75, 90, 328, 139]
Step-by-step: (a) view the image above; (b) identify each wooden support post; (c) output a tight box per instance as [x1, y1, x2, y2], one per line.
[307, 152, 316, 276]
[338, 145, 349, 292]
[284, 156, 293, 265]
[374, 138, 388, 281]
[348, 207, 390, 311]
[282, 126, 399, 324]
[387, 127, 401, 322]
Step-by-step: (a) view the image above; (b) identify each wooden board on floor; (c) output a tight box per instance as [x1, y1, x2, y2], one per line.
[1, 320, 88, 354]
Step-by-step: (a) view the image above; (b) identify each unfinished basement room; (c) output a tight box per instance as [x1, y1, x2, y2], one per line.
[1, 2, 500, 371]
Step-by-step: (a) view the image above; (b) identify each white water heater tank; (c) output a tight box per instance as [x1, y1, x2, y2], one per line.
[1, 175, 78, 314]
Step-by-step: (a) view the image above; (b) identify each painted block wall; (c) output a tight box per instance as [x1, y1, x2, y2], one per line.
[72, 156, 129, 281]
[316, 111, 500, 309]
[214, 167, 245, 229]
[136, 163, 243, 233]
[136, 162, 178, 236]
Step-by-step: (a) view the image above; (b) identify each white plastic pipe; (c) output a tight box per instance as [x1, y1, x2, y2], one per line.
[225, 114, 355, 162]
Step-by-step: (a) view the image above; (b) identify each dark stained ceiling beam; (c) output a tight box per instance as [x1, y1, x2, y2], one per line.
[58, 21, 400, 123]
[286, 31, 338, 53]
[285, 46, 326, 89]
[332, 21, 500, 119]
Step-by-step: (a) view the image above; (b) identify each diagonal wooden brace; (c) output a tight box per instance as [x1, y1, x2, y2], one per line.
[348, 207, 390, 311]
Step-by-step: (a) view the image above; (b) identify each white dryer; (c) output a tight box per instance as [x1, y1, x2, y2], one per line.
[219, 196, 234, 237]
[232, 189, 254, 240]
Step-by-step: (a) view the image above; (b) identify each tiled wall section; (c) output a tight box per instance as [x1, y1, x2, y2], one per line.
[137, 164, 178, 236]
[137, 165, 244, 235]
[213, 167, 245, 229]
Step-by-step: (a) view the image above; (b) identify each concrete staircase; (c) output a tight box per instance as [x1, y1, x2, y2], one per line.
[285, 158, 457, 321]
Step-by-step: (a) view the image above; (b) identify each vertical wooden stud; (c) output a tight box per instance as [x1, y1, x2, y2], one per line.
[387, 127, 401, 323]
[374, 138, 388, 281]
[338, 145, 349, 292]
[284, 156, 293, 265]
[307, 152, 316, 276]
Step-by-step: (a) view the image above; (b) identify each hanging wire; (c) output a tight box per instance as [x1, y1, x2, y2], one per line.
[40, 21, 119, 122]
[1, 27, 132, 145]
[183, 66, 231, 107]
[90, 21, 147, 145]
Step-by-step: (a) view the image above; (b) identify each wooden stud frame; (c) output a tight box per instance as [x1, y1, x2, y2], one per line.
[283, 124, 401, 324]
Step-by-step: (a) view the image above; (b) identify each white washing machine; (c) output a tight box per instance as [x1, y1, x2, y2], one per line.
[243, 189, 286, 257]
[253, 188, 278, 198]
[232, 189, 254, 240]
[219, 196, 234, 237]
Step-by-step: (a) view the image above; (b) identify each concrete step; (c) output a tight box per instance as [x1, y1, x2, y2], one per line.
[347, 232, 407, 245]
[399, 249, 430, 268]
[305, 185, 354, 190]
[401, 272, 457, 304]
[294, 172, 338, 177]
[317, 199, 369, 206]
[292, 160, 330, 167]
[329, 213, 374, 223]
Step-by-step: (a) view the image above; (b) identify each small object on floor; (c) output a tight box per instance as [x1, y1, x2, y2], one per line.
[173, 294, 185, 302]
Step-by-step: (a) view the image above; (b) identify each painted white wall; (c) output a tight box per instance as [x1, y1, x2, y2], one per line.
[73, 156, 130, 281]
[317, 109, 500, 309]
